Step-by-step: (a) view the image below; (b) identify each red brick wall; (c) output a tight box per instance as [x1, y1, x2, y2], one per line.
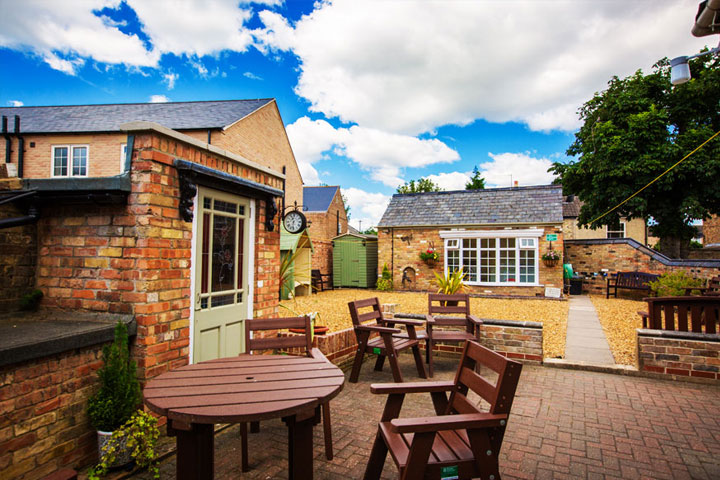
[637, 332, 720, 381]
[0, 344, 106, 479]
[378, 226, 564, 296]
[310, 239, 333, 277]
[565, 240, 720, 295]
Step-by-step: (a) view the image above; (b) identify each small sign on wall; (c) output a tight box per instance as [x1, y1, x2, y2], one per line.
[545, 287, 561, 298]
[546, 234, 558, 241]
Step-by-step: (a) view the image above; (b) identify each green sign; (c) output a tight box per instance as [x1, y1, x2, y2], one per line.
[546, 234, 558, 241]
[440, 466, 459, 479]
[373, 347, 382, 355]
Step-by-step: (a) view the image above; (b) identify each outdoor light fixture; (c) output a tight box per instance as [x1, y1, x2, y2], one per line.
[670, 41, 720, 85]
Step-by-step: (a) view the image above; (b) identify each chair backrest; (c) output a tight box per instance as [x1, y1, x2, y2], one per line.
[707, 276, 720, 295]
[348, 297, 384, 330]
[245, 316, 313, 355]
[428, 293, 471, 329]
[645, 296, 720, 334]
[446, 340, 522, 416]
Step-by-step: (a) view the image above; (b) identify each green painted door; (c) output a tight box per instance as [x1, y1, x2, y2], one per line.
[193, 187, 250, 362]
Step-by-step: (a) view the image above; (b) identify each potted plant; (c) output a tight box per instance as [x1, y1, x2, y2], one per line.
[542, 250, 561, 267]
[87, 321, 144, 471]
[419, 248, 439, 267]
[376, 263, 393, 291]
[434, 269, 465, 295]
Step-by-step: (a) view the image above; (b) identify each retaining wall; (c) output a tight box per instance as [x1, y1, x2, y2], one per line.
[637, 330, 720, 381]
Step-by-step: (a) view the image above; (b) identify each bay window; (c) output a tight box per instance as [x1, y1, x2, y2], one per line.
[441, 229, 542, 285]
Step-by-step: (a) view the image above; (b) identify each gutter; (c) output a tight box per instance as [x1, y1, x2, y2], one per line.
[693, 0, 720, 37]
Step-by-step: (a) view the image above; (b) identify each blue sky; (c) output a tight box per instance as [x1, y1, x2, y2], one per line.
[0, 0, 712, 230]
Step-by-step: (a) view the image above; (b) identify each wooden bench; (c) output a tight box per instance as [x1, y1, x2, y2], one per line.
[311, 269, 333, 292]
[684, 275, 720, 296]
[637, 296, 720, 332]
[606, 271, 659, 299]
[363, 340, 522, 480]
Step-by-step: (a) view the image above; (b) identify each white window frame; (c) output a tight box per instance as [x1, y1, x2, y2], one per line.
[120, 143, 127, 172]
[440, 229, 543, 286]
[52, 145, 89, 177]
[606, 221, 626, 238]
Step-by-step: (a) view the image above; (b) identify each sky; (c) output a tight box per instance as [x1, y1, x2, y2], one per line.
[0, 0, 713, 231]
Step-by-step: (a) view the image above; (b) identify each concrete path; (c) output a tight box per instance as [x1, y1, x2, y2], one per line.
[564, 295, 615, 365]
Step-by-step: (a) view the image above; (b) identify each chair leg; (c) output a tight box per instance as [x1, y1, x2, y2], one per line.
[240, 422, 249, 472]
[427, 339, 434, 377]
[363, 431, 389, 480]
[374, 353, 386, 372]
[349, 347, 365, 383]
[250, 421, 260, 433]
[322, 402, 333, 460]
[411, 345, 426, 379]
[381, 335, 403, 382]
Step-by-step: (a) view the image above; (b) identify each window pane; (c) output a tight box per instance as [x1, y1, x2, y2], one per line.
[211, 215, 236, 292]
[236, 219, 244, 288]
[214, 200, 237, 214]
[499, 249, 516, 282]
[72, 147, 87, 176]
[461, 238, 477, 282]
[447, 249, 460, 274]
[480, 249, 496, 282]
[519, 249, 536, 283]
[54, 147, 68, 176]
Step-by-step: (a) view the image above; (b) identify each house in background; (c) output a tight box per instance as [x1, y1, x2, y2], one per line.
[0, 99, 303, 476]
[562, 195, 649, 244]
[377, 185, 564, 296]
[303, 185, 348, 279]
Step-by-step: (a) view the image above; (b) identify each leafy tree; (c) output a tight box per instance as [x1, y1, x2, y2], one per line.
[341, 191, 350, 220]
[465, 166, 486, 190]
[362, 227, 378, 235]
[396, 178, 441, 194]
[550, 53, 720, 258]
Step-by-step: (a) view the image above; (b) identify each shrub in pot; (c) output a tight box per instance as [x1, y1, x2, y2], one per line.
[434, 269, 465, 295]
[376, 263, 393, 291]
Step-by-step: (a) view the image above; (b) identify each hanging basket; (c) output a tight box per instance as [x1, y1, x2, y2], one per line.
[543, 258, 559, 268]
[424, 258, 437, 268]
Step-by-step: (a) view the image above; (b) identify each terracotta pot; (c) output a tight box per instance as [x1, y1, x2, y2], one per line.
[289, 325, 329, 335]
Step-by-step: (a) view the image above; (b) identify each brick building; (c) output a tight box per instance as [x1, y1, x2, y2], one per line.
[562, 195, 650, 244]
[303, 185, 348, 277]
[0, 100, 303, 478]
[377, 185, 565, 296]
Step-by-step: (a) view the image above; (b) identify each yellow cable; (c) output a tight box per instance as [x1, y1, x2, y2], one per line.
[588, 129, 720, 226]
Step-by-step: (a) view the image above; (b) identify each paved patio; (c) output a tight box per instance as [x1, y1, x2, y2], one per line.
[131, 353, 720, 480]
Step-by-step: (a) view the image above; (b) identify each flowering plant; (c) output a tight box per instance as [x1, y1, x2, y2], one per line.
[542, 250, 561, 261]
[419, 248, 439, 262]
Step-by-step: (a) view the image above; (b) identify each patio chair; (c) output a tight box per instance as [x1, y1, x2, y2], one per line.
[363, 340, 523, 480]
[425, 293, 483, 377]
[311, 269, 333, 292]
[241, 316, 334, 471]
[347, 297, 427, 383]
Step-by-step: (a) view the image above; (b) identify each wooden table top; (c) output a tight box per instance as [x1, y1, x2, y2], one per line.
[144, 354, 345, 424]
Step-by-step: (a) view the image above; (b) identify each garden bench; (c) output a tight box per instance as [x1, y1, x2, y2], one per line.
[606, 271, 659, 299]
[363, 340, 522, 480]
[311, 269, 333, 292]
[348, 297, 427, 383]
[636, 296, 720, 333]
[240, 316, 334, 471]
[684, 275, 720, 296]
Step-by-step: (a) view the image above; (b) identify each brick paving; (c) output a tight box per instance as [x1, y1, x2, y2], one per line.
[130, 353, 720, 479]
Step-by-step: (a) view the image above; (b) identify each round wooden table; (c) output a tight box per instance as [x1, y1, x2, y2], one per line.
[144, 353, 345, 479]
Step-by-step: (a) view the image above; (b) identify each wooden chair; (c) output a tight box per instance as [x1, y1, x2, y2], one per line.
[241, 316, 334, 471]
[363, 340, 523, 480]
[684, 275, 720, 296]
[348, 298, 427, 383]
[637, 296, 720, 332]
[311, 269, 333, 292]
[425, 293, 483, 377]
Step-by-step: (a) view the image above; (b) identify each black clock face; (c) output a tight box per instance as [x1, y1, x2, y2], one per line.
[283, 210, 306, 233]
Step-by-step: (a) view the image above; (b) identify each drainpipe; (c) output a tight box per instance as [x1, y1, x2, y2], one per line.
[15, 116, 23, 178]
[207, 129, 212, 144]
[2, 116, 11, 164]
[692, 0, 720, 37]
[0, 204, 38, 228]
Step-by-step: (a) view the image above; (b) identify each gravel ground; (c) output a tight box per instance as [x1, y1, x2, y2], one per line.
[589, 295, 644, 366]
[280, 289, 569, 359]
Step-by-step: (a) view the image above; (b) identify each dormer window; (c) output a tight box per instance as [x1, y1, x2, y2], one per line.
[53, 145, 88, 177]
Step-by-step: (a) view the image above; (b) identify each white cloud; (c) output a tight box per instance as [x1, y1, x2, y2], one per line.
[257, 0, 712, 134]
[243, 71, 263, 81]
[162, 72, 178, 89]
[8, 100, 24, 107]
[149, 94, 170, 103]
[0, 0, 159, 75]
[479, 152, 557, 188]
[425, 171, 471, 191]
[342, 187, 391, 231]
[286, 117, 460, 188]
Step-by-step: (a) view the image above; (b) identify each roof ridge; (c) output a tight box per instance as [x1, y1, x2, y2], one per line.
[0, 99, 274, 109]
[393, 184, 560, 197]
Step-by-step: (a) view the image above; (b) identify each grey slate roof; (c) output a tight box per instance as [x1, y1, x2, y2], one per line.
[0, 99, 274, 134]
[562, 195, 582, 218]
[378, 185, 563, 227]
[303, 186, 338, 212]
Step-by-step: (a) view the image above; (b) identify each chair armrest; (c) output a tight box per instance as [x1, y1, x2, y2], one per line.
[467, 315, 483, 326]
[384, 318, 425, 327]
[309, 348, 329, 363]
[370, 381, 455, 395]
[425, 314, 436, 324]
[684, 287, 708, 294]
[389, 413, 508, 434]
[356, 325, 401, 334]
[637, 310, 648, 319]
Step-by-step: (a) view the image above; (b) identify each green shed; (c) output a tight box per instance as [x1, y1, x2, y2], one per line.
[332, 233, 378, 288]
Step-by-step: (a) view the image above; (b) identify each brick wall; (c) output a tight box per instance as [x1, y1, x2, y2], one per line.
[0, 344, 106, 479]
[565, 239, 720, 295]
[378, 226, 564, 296]
[0, 179, 36, 311]
[563, 217, 646, 243]
[637, 330, 720, 381]
[309, 239, 333, 277]
[480, 319, 543, 364]
[704, 215, 720, 245]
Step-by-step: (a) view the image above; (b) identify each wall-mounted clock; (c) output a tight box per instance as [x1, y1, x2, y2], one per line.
[283, 209, 307, 234]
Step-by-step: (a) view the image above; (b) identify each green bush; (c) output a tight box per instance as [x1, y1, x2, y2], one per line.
[648, 271, 705, 297]
[19, 289, 43, 311]
[376, 263, 393, 291]
[87, 322, 141, 432]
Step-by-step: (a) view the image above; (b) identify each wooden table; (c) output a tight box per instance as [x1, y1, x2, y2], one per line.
[143, 353, 345, 479]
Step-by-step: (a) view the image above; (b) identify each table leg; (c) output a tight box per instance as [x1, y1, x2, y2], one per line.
[284, 409, 318, 480]
[169, 421, 214, 480]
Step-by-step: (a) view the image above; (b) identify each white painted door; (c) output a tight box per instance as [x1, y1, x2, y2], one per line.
[193, 187, 250, 362]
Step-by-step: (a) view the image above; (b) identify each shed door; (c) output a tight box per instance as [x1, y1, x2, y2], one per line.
[340, 241, 361, 286]
[193, 187, 250, 362]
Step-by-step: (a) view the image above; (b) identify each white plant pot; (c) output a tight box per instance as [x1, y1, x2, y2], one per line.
[97, 430, 132, 467]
